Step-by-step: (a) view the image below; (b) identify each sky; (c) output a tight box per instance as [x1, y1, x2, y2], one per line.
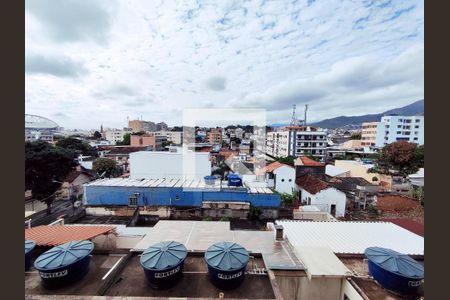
[25, 0, 424, 130]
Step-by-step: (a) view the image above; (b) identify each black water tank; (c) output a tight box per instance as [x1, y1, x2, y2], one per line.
[34, 240, 94, 289]
[205, 241, 249, 289]
[25, 240, 36, 271]
[140, 241, 188, 289]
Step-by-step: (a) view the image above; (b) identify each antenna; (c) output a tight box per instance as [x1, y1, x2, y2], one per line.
[291, 104, 298, 126]
[304, 104, 309, 126]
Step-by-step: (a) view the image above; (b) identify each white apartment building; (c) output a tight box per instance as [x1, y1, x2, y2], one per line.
[374, 115, 424, 147]
[266, 126, 327, 161]
[105, 129, 133, 144]
[164, 131, 183, 145]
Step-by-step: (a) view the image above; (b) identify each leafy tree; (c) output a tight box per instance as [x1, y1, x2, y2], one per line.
[280, 192, 296, 207]
[276, 155, 296, 166]
[25, 141, 76, 214]
[161, 140, 174, 148]
[92, 158, 121, 178]
[410, 186, 425, 205]
[373, 141, 422, 176]
[116, 133, 131, 145]
[171, 126, 183, 132]
[350, 132, 362, 140]
[92, 131, 102, 139]
[56, 136, 97, 158]
[247, 205, 262, 221]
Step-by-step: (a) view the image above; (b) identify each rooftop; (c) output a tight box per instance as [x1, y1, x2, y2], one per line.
[25, 225, 115, 246]
[295, 174, 331, 194]
[85, 178, 274, 194]
[294, 156, 324, 167]
[276, 220, 424, 256]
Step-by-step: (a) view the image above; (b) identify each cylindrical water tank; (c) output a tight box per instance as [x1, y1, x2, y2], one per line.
[34, 240, 94, 289]
[205, 241, 249, 289]
[140, 241, 188, 289]
[25, 240, 36, 271]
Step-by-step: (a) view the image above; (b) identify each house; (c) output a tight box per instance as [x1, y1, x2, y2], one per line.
[295, 156, 326, 178]
[327, 177, 379, 209]
[334, 159, 393, 189]
[59, 167, 93, 200]
[325, 164, 350, 177]
[260, 161, 296, 194]
[295, 174, 347, 217]
[98, 145, 149, 172]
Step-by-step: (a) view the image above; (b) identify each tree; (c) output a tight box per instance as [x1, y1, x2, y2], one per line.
[56, 136, 97, 158]
[93, 158, 121, 178]
[92, 131, 102, 139]
[25, 141, 76, 214]
[280, 192, 296, 207]
[276, 155, 296, 166]
[350, 132, 362, 140]
[171, 126, 183, 132]
[373, 141, 422, 176]
[116, 133, 131, 145]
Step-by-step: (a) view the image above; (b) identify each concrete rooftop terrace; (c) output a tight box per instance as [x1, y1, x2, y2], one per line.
[133, 221, 304, 270]
[85, 177, 275, 194]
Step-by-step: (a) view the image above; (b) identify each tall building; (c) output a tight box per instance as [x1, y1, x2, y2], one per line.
[128, 119, 156, 132]
[105, 128, 132, 144]
[206, 128, 223, 145]
[361, 122, 378, 146]
[266, 126, 327, 161]
[374, 115, 424, 147]
[130, 133, 167, 151]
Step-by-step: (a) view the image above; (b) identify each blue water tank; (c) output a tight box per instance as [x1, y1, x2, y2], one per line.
[204, 175, 216, 186]
[34, 240, 94, 289]
[227, 174, 243, 187]
[25, 240, 36, 271]
[365, 247, 424, 295]
[204, 241, 249, 289]
[140, 241, 188, 289]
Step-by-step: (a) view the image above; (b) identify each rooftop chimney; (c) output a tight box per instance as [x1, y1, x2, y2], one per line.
[275, 225, 284, 241]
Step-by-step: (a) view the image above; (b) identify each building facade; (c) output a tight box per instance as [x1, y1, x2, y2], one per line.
[361, 122, 378, 146]
[130, 133, 167, 151]
[206, 128, 223, 145]
[128, 120, 157, 132]
[105, 129, 133, 144]
[267, 126, 327, 161]
[374, 115, 424, 147]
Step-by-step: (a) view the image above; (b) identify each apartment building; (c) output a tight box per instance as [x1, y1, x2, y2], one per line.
[361, 122, 378, 146]
[375, 115, 424, 147]
[164, 131, 183, 145]
[105, 128, 133, 144]
[130, 133, 167, 151]
[128, 119, 157, 132]
[266, 126, 327, 161]
[206, 128, 223, 145]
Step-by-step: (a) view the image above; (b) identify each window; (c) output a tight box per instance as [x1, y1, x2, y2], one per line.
[128, 196, 138, 207]
[175, 195, 180, 200]
[288, 179, 292, 182]
[416, 119, 420, 122]
[414, 137, 418, 140]
[397, 131, 401, 134]
[397, 125, 402, 128]
[414, 131, 419, 135]
[281, 179, 285, 182]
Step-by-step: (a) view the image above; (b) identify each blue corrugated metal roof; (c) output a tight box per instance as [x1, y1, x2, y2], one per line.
[25, 240, 36, 254]
[364, 247, 424, 278]
[34, 240, 94, 271]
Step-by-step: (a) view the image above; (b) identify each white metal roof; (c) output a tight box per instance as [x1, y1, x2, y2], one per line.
[293, 247, 350, 278]
[276, 220, 424, 256]
[325, 165, 350, 177]
[85, 178, 273, 194]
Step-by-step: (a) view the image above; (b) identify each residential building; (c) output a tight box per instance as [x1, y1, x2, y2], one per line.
[206, 128, 222, 145]
[374, 115, 424, 146]
[105, 128, 133, 144]
[130, 133, 167, 151]
[334, 160, 393, 189]
[98, 145, 149, 172]
[325, 165, 350, 177]
[294, 156, 326, 178]
[260, 161, 296, 194]
[128, 119, 157, 132]
[129, 150, 211, 180]
[361, 122, 378, 146]
[164, 131, 183, 145]
[266, 126, 327, 161]
[295, 174, 347, 217]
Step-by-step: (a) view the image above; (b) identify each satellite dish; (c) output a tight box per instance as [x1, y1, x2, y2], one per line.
[73, 200, 82, 208]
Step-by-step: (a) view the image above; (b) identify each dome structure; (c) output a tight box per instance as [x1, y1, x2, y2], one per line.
[25, 114, 59, 130]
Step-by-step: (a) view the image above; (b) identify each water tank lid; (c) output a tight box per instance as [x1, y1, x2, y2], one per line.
[34, 240, 94, 271]
[204, 176, 216, 180]
[364, 247, 424, 278]
[205, 241, 249, 271]
[25, 240, 36, 254]
[140, 241, 187, 271]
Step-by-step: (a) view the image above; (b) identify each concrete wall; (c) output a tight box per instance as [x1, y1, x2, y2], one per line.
[273, 166, 296, 194]
[342, 279, 364, 300]
[275, 272, 346, 300]
[300, 187, 346, 217]
[334, 160, 392, 188]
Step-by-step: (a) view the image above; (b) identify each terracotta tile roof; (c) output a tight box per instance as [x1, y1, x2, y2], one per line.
[296, 174, 331, 194]
[295, 156, 324, 167]
[376, 194, 420, 211]
[64, 170, 92, 183]
[384, 219, 424, 237]
[25, 225, 115, 246]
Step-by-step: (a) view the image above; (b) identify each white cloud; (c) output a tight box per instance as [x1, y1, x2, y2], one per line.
[25, 0, 423, 129]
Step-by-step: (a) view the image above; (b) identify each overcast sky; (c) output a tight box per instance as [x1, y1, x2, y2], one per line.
[25, 0, 424, 130]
